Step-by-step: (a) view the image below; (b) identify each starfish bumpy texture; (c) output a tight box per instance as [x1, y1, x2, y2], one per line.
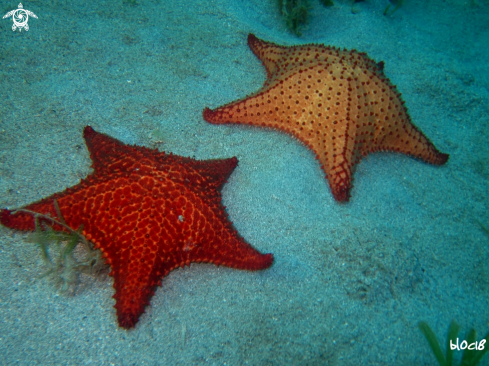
[204, 34, 449, 201]
[0, 126, 273, 328]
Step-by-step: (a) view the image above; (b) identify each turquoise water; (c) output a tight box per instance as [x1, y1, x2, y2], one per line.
[0, 0, 488, 364]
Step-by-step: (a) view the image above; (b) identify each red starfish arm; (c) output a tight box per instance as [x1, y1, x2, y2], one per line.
[0, 175, 110, 232]
[171, 190, 274, 271]
[84, 126, 240, 193]
[0, 207, 51, 232]
[110, 249, 167, 329]
[186, 157, 238, 191]
[187, 225, 274, 270]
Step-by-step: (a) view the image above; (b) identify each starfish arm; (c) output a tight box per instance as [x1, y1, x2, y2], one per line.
[247, 34, 292, 79]
[0, 174, 111, 232]
[84, 126, 240, 193]
[349, 72, 449, 166]
[110, 248, 168, 329]
[314, 124, 357, 202]
[373, 119, 449, 165]
[83, 126, 153, 175]
[169, 188, 274, 271]
[185, 157, 238, 192]
[203, 85, 288, 128]
[187, 223, 274, 271]
[1, 208, 42, 231]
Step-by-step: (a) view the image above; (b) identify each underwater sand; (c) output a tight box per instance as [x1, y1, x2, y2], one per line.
[0, 0, 488, 364]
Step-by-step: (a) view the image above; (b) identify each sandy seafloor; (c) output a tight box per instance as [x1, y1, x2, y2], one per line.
[0, 0, 488, 364]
